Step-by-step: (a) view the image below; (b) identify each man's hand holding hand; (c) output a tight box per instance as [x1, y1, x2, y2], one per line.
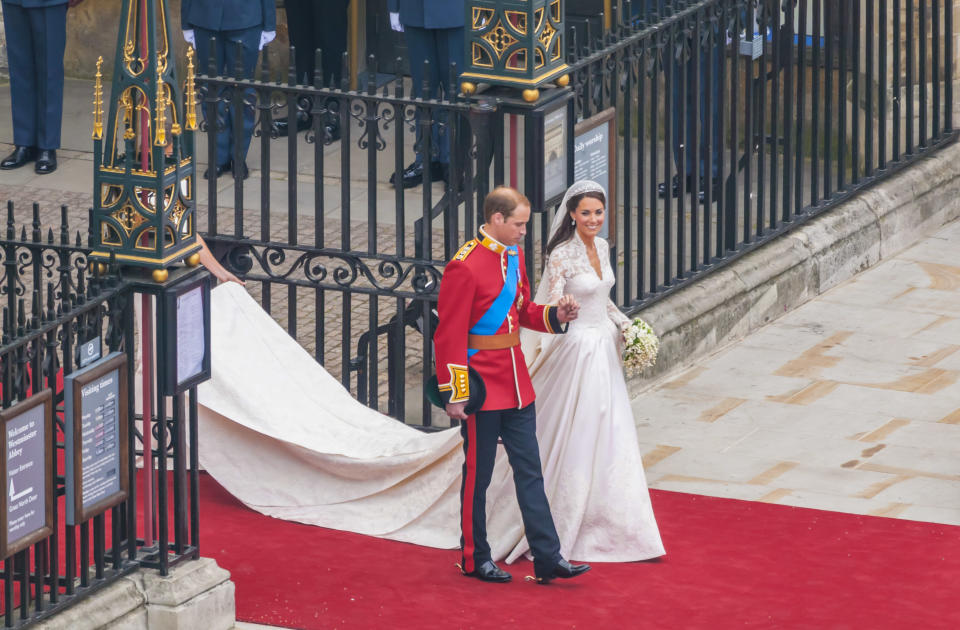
[556, 295, 580, 323]
[445, 401, 468, 421]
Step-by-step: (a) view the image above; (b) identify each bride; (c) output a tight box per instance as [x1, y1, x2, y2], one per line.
[503, 180, 664, 562]
[195, 181, 663, 563]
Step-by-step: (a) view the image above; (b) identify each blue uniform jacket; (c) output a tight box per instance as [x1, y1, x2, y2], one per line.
[181, 0, 276, 33]
[2, 0, 68, 7]
[386, 0, 464, 30]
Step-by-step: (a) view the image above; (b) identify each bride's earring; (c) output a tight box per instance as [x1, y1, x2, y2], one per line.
[571, 219, 575, 226]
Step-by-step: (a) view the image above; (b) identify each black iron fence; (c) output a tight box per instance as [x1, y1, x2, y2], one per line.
[571, 0, 955, 309]
[198, 48, 495, 428]
[0, 202, 197, 626]
[198, 0, 956, 427]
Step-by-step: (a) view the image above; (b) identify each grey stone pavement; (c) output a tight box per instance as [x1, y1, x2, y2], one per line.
[637, 217, 960, 525]
[2, 78, 958, 552]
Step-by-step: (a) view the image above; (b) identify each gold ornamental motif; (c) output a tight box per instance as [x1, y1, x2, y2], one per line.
[170, 198, 187, 227]
[111, 203, 148, 236]
[92, 57, 104, 140]
[184, 48, 198, 131]
[481, 20, 519, 60]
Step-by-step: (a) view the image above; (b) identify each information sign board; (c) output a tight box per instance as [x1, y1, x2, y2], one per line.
[0, 390, 53, 558]
[64, 352, 129, 525]
[159, 273, 211, 396]
[543, 105, 568, 203]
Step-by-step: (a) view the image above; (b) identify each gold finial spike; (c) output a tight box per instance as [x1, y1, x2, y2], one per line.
[121, 88, 135, 140]
[185, 48, 198, 131]
[155, 57, 167, 147]
[92, 57, 104, 140]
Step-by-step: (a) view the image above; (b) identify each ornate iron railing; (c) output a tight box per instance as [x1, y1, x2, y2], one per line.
[567, 0, 956, 311]
[0, 202, 198, 626]
[199, 0, 956, 428]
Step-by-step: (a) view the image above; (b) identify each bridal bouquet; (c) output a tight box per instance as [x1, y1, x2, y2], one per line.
[622, 318, 659, 375]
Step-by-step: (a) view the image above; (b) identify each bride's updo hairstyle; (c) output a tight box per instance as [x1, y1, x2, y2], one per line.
[544, 189, 606, 257]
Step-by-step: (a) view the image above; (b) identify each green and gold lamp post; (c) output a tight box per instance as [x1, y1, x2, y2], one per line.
[91, 0, 201, 283]
[461, 0, 569, 102]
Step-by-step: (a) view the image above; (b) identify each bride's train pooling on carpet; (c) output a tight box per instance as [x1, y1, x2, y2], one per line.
[192, 281, 663, 563]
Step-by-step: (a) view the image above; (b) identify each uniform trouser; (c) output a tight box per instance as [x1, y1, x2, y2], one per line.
[403, 25, 464, 165]
[285, 0, 349, 86]
[670, 37, 722, 179]
[634, 2, 721, 179]
[194, 27, 260, 169]
[2, 1, 68, 150]
[459, 403, 561, 576]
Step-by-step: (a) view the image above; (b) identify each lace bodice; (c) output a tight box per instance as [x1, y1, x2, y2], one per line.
[540, 233, 630, 331]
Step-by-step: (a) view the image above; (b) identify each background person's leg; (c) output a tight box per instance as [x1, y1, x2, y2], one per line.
[36, 3, 67, 152]
[433, 26, 465, 168]
[3, 2, 39, 149]
[195, 29, 231, 172]
[222, 28, 260, 173]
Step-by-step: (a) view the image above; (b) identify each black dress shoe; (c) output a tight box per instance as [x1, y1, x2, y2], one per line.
[323, 120, 341, 142]
[462, 560, 511, 583]
[0, 146, 38, 170]
[657, 174, 720, 204]
[389, 160, 446, 189]
[35, 150, 57, 174]
[204, 162, 229, 180]
[534, 559, 591, 584]
[273, 113, 313, 137]
[230, 160, 250, 180]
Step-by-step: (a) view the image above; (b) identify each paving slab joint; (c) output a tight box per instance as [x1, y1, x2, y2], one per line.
[627, 140, 960, 398]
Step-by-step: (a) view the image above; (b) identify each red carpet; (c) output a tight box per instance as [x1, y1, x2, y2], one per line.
[197, 474, 959, 629]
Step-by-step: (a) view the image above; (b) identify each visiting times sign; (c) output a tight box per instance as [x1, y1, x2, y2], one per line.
[0, 390, 54, 558]
[65, 352, 129, 525]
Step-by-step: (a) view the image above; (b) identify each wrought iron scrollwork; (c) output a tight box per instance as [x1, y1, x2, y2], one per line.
[214, 240, 443, 298]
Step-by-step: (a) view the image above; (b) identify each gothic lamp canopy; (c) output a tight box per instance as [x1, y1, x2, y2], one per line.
[462, 0, 568, 96]
[91, 0, 201, 271]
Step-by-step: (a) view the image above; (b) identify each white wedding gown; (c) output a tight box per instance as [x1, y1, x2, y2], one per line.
[196, 236, 664, 562]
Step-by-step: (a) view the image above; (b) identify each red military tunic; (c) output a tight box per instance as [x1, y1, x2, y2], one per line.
[434, 226, 566, 411]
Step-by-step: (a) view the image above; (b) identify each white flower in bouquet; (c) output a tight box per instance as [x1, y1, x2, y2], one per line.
[622, 317, 659, 375]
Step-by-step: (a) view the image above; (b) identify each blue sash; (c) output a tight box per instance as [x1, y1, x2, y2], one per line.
[467, 246, 519, 359]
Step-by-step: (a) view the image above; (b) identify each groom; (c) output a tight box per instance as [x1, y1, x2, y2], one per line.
[434, 186, 591, 584]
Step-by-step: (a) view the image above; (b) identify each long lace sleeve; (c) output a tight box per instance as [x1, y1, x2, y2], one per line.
[607, 297, 630, 328]
[540, 250, 568, 304]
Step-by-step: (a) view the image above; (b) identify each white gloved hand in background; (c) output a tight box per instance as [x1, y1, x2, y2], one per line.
[182, 29, 196, 48]
[259, 30, 276, 51]
[390, 12, 404, 32]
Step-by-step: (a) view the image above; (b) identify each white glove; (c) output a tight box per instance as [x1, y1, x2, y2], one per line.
[182, 29, 196, 48]
[259, 30, 276, 51]
[390, 12, 404, 32]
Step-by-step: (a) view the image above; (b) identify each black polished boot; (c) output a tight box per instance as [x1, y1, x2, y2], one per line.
[462, 560, 511, 583]
[389, 160, 446, 189]
[0, 146, 38, 170]
[533, 558, 591, 584]
[34, 150, 58, 175]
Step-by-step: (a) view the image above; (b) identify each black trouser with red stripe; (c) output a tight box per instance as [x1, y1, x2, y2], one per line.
[459, 402, 562, 576]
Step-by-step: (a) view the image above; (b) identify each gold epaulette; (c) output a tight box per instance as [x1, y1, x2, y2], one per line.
[453, 239, 479, 262]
